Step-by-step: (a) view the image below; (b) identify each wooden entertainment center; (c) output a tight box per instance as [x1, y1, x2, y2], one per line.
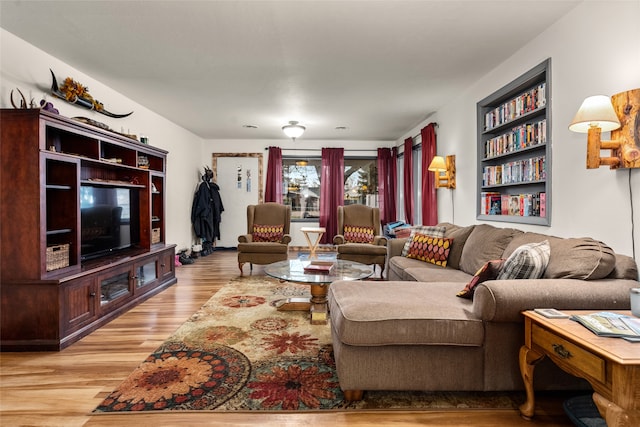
[0, 109, 177, 351]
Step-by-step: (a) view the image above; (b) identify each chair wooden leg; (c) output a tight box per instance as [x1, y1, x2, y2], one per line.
[343, 390, 364, 401]
[238, 262, 244, 276]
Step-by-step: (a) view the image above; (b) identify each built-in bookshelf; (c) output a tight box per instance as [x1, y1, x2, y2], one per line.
[476, 59, 551, 225]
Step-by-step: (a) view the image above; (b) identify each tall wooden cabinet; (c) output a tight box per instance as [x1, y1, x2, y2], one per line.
[477, 59, 551, 225]
[0, 109, 176, 351]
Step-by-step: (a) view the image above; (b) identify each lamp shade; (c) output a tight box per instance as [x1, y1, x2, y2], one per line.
[428, 156, 447, 171]
[569, 95, 621, 133]
[282, 121, 306, 139]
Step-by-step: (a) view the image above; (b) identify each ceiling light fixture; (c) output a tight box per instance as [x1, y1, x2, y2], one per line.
[282, 121, 305, 140]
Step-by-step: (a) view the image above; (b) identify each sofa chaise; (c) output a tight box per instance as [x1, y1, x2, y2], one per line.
[327, 222, 638, 400]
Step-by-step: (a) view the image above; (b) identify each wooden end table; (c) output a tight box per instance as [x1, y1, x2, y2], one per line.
[300, 227, 325, 257]
[519, 310, 640, 427]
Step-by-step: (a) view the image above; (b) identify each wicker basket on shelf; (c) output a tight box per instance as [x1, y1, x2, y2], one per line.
[46, 244, 69, 271]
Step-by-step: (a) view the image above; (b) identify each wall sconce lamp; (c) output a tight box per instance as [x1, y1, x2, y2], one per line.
[282, 121, 306, 140]
[569, 89, 640, 169]
[428, 155, 456, 189]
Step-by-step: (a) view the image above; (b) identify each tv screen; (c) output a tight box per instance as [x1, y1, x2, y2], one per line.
[80, 186, 140, 260]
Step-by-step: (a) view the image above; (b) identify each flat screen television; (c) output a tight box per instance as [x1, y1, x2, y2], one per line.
[80, 185, 140, 261]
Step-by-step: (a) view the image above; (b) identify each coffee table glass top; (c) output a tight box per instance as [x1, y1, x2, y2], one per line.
[265, 259, 373, 284]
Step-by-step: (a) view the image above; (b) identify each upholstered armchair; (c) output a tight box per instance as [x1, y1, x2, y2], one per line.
[237, 203, 292, 276]
[333, 204, 387, 276]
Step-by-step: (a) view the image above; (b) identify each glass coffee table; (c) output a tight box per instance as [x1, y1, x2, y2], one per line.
[264, 259, 373, 325]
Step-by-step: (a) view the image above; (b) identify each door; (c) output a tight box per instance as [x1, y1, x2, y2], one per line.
[212, 153, 263, 248]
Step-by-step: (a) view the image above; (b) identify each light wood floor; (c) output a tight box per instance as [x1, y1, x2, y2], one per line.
[0, 250, 575, 426]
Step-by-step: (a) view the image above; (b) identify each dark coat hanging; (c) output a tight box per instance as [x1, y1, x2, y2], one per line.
[191, 179, 224, 242]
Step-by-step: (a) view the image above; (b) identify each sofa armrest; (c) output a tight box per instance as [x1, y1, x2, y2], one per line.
[472, 278, 638, 322]
[238, 234, 252, 243]
[373, 235, 388, 246]
[388, 237, 408, 258]
[334, 235, 346, 245]
[281, 234, 292, 245]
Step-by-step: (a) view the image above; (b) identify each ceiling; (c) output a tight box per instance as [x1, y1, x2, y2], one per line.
[0, 1, 580, 141]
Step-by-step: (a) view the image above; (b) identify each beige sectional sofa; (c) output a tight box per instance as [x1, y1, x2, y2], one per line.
[327, 222, 638, 400]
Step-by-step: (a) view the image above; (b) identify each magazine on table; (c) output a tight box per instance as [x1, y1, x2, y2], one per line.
[571, 311, 640, 342]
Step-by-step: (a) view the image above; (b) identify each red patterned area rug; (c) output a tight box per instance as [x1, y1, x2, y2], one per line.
[94, 276, 523, 413]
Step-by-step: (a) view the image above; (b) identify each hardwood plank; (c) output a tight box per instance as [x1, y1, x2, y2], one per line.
[0, 250, 574, 426]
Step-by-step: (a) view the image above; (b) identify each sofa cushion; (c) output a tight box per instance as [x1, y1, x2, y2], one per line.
[343, 224, 375, 243]
[404, 265, 473, 283]
[405, 234, 452, 267]
[496, 240, 550, 280]
[440, 223, 475, 270]
[457, 259, 506, 299]
[544, 237, 616, 280]
[328, 280, 483, 346]
[459, 224, 521, 275]
[401, 225, 446, 256]
[502, 233, 616, 280]
[607, 254, 639, 280]
[388, 255, 454, 281]
[252, 223, 284, 242]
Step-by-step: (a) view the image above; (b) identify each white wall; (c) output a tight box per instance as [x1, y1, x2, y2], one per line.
[0, 29, 203, 251]
[4, 0, 639, 266]
[201, 138, 390, 247]
[397, 0, 640, 268]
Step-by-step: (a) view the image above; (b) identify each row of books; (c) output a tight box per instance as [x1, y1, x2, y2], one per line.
[484, 82, 546, 131]
[480, 192, 546, 217]
[484, 119, 547, 159]
[482, 156, 546, 187]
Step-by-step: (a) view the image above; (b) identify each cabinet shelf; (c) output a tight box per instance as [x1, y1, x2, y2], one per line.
[477, 59, 551, 225]
[482, 143, 547, 162]
[482, 179, 545, 190]
[46, 184, 73, 190]
[477, 214, 548, 226]
[46, 228, 73, 235]
[81, 179, 146, 189]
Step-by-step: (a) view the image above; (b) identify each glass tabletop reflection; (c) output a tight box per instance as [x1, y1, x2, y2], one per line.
[264, 259, 373, 284]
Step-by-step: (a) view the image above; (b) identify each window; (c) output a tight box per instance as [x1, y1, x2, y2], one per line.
[283, 157, 378, 220]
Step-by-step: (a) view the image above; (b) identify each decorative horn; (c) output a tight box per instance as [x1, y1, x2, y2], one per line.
[10, 88, 27, 109]
[49, 69, 134, 118]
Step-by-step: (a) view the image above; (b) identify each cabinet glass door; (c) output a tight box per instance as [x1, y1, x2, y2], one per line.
[100, 271, 131, 305]
[136, 260, 157, 289]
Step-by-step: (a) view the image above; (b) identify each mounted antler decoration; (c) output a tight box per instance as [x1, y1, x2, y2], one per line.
[10, 88, 36, 109]
[49, 69, 133, 118]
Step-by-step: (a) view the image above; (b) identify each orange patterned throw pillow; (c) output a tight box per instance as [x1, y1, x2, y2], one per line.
[252, 224, 284, 242]
[405, 233, 452, 267]
[343, 225, 375, 243]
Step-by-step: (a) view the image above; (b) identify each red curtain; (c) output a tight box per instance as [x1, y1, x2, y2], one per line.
[403, 137, 414, 224]
[421, 123, 438, 225]
[319, 148, 344, 243]
[264, 146, 283, 203]
[377, 147, 397, 225]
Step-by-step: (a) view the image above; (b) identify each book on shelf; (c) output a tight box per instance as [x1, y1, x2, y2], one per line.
[304, 261, 335, 274]
[508, 195, 520, 216]
[571, 312, 640, 342]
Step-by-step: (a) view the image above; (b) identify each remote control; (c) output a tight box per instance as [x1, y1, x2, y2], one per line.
[534, 308, 569, 319]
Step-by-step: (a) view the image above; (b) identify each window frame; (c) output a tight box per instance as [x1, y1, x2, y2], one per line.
[282, 155, 379, 222]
